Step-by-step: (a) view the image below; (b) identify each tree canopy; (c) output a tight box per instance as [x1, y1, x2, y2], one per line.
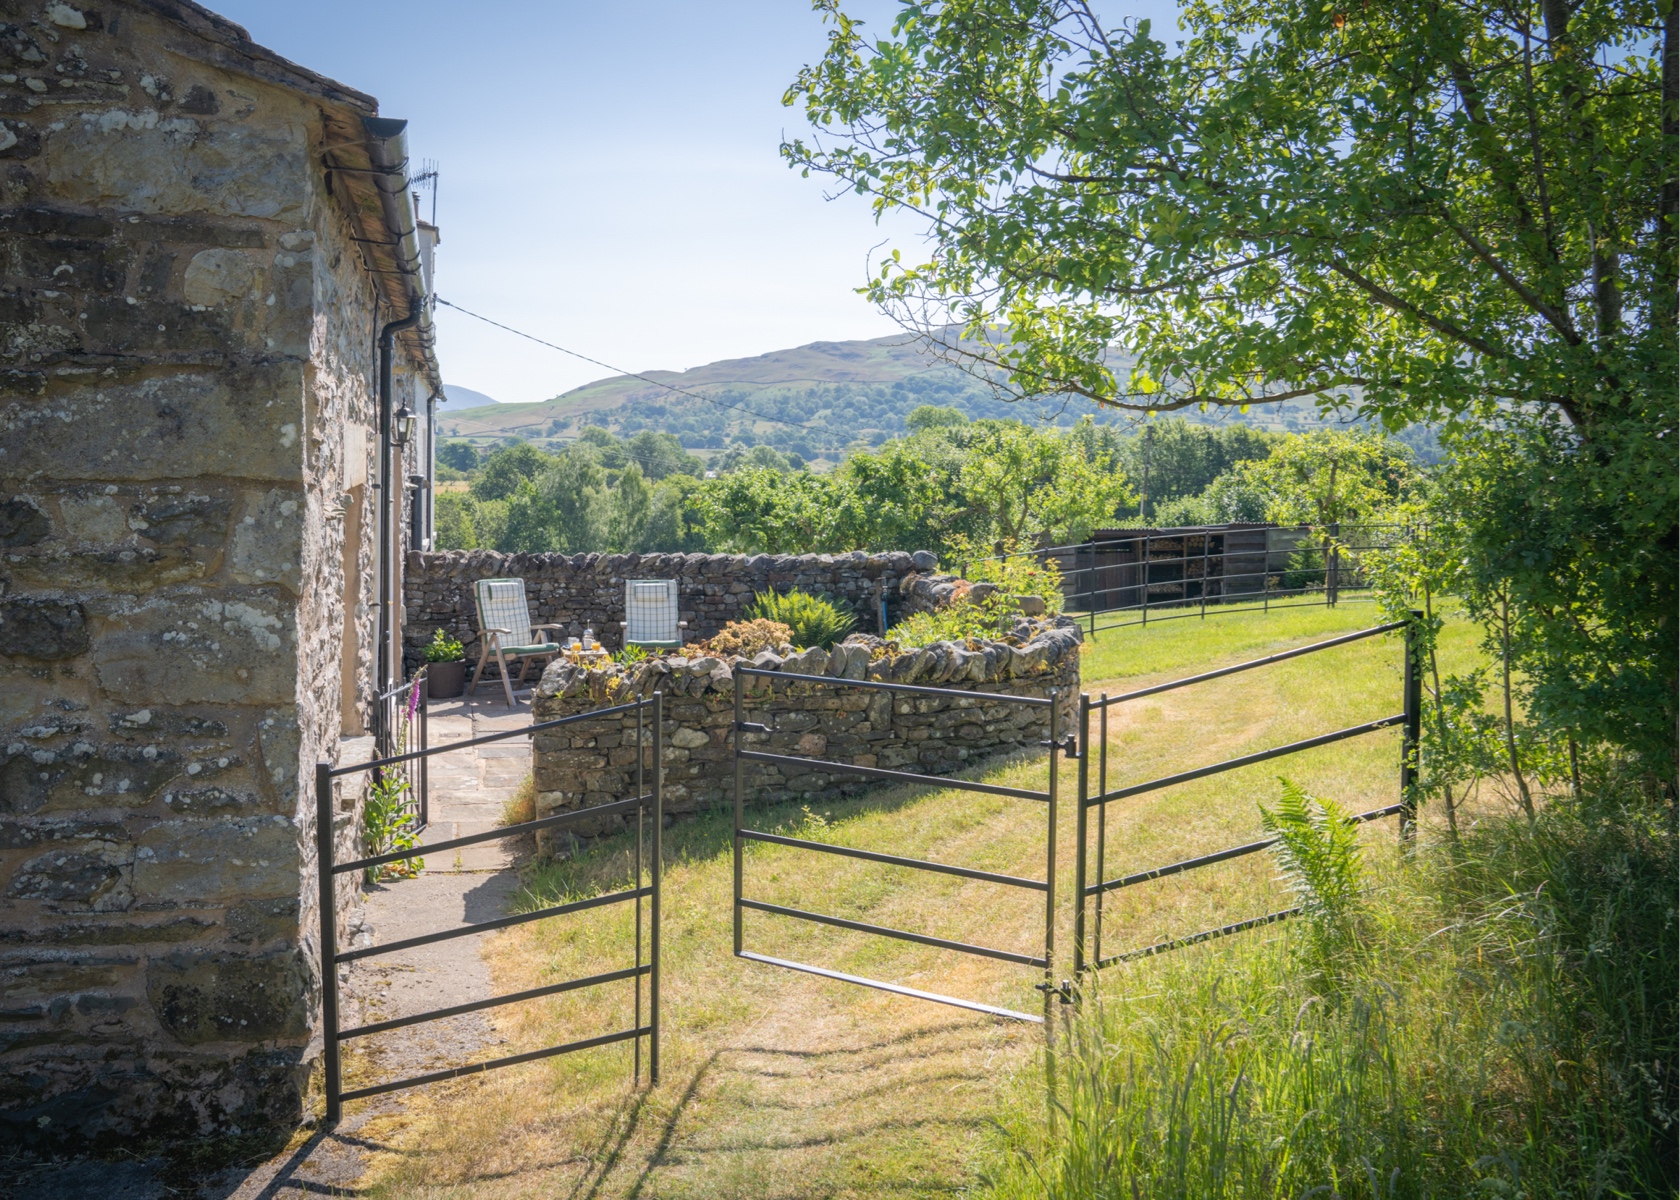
[784, 0, 1674, 434]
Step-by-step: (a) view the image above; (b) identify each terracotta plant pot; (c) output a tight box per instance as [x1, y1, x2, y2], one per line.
[426, 658, 466, 698]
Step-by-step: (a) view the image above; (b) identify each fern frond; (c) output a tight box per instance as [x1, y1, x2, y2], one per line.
[1259, 777, 1368, 977]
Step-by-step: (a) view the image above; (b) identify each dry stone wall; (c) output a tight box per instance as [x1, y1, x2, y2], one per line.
[529, 619, 1083, 848]
[402, 548, 940, 671]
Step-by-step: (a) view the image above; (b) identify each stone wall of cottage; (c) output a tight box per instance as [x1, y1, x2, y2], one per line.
[528, 619, 1083, 847]
[0, 1, 418, 1144]
[401, 548, 942, 671]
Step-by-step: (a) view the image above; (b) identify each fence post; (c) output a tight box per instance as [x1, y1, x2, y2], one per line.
[315, 760, 341, 1126]
[1094, 695, 1108, 966]
[1141, 535, 1150, 627]
[634, 696, 644, 1087]
[1401, 611, 1423, 839]
[417, 672, 430, 830]
[1044, 690, 1059, 1017]
[1200, 531, 1209, 620]
[1072, 694, 1090, 980]
[651, 691, 663, 1087]
[1085, 540, 1096, 640]
[732, 673, 744, 958]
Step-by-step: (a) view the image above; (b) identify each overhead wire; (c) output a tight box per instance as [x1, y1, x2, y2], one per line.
[436, 297, 817, 430]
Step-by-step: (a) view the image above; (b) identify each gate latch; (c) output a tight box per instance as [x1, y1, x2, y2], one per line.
[1040, 733, 1079, 759]
[736, 722, 773, 735]
[1035, 979, 1076, 1005]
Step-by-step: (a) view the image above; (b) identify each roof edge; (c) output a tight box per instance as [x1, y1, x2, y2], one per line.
[125, 0, 379, 114]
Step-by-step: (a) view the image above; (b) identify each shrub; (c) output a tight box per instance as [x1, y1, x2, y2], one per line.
[959, 539, 1064, 615]
[424, 628, 465, 663]
[889, 604, 994, 647]
[699, 618, 793, 659]
[891, 539, 1065, 646]
[746, 590, 856, 650]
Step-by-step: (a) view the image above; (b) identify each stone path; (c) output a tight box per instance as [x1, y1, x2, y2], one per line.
[3, 688, 538, 1200]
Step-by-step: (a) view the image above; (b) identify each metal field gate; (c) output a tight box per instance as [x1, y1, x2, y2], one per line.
[730, 669, 1072, 1023]
[316, 694, 664, 1124]
[1072, 616, 1422, 973]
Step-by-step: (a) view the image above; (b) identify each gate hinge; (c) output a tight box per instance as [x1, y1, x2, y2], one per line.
[1040, 734, 1079, 759]
[736, 721, 772, 735]
[1035, 979, 1076, 1004]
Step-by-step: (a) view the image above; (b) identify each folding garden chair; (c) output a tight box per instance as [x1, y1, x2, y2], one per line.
[620, 579, 687, 651]
[468, 577, 564, 706]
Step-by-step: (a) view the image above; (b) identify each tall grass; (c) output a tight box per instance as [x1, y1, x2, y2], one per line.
[982, 789, 1677, 1199]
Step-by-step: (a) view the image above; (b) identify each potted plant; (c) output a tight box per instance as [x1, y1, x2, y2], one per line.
[423, 628, 467, 698]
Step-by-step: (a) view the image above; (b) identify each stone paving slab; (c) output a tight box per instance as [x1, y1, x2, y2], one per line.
[417, 692, 531, 874]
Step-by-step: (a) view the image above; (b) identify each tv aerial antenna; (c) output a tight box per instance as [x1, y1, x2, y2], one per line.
[411, 158, 440, 225]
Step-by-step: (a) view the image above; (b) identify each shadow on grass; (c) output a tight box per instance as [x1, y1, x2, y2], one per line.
[425, 1020, 1002, 1197]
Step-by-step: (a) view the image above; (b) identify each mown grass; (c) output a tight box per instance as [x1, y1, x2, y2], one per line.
[354, 603, 1542, 1198]
[1079, 596, 1396, 684]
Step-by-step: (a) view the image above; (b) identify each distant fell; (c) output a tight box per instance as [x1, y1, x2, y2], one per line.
[436, 330, 1404, 464]
[440, 384, 500, 410]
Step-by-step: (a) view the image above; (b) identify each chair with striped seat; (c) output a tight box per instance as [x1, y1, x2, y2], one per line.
[468, 577, 564, 707]
[620, 578, 686, 651]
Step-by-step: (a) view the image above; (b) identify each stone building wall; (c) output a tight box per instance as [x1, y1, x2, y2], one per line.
[529, 620, 1083, 845]
[402, 548, 941, 671]
[0, 0, 427, 1144]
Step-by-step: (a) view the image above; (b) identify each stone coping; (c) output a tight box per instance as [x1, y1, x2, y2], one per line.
[534, 616, 1085, 705]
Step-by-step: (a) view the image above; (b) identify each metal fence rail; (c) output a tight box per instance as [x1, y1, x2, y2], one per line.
[1053, 542, 1393, 638]
[316, 693, 663, 1123]
[1073, 616, 1422, 974]
[732, 668, 1065, 1024]
[963, 523, 1412, 640]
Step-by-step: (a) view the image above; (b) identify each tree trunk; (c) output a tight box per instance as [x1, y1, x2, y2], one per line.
[1500, 590, 1536, 819]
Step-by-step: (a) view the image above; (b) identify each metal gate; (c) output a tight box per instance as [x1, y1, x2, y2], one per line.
[731, 669, 1069, 1023]
[1073, 616, 1422, 973]
[315, 693, 664, 1123]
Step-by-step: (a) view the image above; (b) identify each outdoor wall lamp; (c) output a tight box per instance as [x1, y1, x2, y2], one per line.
[392, 403, 417, 446]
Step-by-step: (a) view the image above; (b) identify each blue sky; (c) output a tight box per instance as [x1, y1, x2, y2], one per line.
[210, 2, 1177, 404]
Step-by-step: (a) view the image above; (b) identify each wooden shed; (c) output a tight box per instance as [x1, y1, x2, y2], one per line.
[1055, 523, 1310, 611]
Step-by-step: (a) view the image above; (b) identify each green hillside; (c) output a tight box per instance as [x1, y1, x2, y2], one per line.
[439, 331, 1431, 465]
